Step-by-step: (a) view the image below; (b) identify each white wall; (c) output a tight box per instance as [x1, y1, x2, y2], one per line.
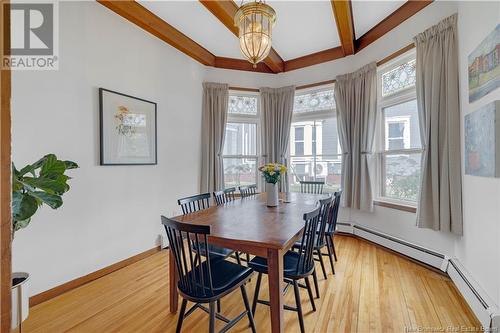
[11, 1, 205, 295]
[456, 1, 500, 308]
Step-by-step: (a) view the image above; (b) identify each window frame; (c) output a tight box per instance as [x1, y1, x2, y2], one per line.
[376, 50, 422, 207]
[288, 84, 342, 193]
[223, 91, 261, 190]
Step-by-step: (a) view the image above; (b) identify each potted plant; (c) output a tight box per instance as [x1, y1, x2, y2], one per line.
[258, 163, 286, 207]
[11, 154, 78, 329]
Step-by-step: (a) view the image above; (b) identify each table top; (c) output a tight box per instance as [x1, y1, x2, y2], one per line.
[171, 192, 327, 251]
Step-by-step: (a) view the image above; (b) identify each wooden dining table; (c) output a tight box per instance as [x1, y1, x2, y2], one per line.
[168, 192, 327, 333]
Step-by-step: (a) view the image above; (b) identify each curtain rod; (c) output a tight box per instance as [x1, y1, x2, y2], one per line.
[229, 43, 415, 93]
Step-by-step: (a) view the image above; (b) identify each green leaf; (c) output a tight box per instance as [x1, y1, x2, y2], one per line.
[40, 154, 66, 178]
[64, 160, 79, 169]
[12, 192, 38, 222]
[29, 191, 63, 209]
[21, 177, 67, 194]
[14, 218, 31, 232]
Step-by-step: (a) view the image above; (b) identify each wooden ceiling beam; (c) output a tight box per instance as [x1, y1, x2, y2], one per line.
[215, 57, 274, 74]
[356, 0, 433, 52]
[330, 0, 355, 56]
[284, 47, 344, 72]
[199, 0, 284, 73]
[97, 1, 216, 66]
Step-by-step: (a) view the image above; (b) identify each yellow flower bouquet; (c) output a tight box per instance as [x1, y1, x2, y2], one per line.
[258, 163, 287, 184]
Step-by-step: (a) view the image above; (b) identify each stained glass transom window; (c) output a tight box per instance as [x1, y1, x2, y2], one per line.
[294, 89, 336, 113]
[228, 95, 258, 115]
[381, 59, 416, 97]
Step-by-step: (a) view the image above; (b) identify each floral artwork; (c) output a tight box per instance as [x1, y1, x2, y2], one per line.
[464, 101, 500, 177]
[99, 88, 157, 165]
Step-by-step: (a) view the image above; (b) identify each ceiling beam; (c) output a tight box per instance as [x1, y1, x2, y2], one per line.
[97, 1, 216, 66]
[356, 0, 433, 52]
[330, 0, 355, 56]
[199, 0, 285, 73]
[284, 47, 344, 72]
[215, 57, 274, 74]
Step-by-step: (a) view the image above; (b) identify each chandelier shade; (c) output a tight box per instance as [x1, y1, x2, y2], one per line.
[234, 1, 276, 67]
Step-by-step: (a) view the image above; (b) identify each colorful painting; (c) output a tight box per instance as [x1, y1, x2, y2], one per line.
[468, 24, 500, 103]
[99, 88, 157, 165]
[464, 101, 500, 177]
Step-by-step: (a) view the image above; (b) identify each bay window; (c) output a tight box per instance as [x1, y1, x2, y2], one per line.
[377, 52, 422, 204]
[222, 93, 259, 188]
[288, 86, 341, 193]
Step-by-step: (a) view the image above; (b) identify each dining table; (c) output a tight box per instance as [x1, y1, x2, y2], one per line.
[168, 192, 327, 333]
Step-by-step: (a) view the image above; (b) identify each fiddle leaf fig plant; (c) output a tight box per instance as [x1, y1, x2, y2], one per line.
[12, 154, 78, 234]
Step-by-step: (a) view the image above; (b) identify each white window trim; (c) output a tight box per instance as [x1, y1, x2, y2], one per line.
[224, 91, 261, 190]
[375, 51, 422, 207]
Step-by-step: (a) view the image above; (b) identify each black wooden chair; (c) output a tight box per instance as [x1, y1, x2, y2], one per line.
[292, 196, 333, 298]
[161, 216, 256, 333]
[213, 187, 236, 205]
[321, 190, 342, 267]
[238, 184, 257, 198]
[300, 180, 324, 194]
[177, 193, 236, 262]
[248, 206, 322, 333]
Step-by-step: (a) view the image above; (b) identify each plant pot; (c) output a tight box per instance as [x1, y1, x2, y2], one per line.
[266, 182, 279, 207]
[12, 272, 30, 330]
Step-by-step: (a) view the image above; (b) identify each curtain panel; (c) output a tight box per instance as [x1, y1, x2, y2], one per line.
[413, 14, 463, 235]
[260, 86, 296, 191]
[200, 82, 229, 193]
[335, 63, 378, 211]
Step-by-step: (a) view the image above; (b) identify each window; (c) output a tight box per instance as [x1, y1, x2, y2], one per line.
[289, 86, 341, 193]
[223, 93, 259, 188]
[377, 53, 422, 204]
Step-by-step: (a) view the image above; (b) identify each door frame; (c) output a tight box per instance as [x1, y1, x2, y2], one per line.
[1, 1, 12, 331]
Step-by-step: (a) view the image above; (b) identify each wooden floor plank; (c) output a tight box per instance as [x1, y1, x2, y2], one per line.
[21, 236, 480, 333]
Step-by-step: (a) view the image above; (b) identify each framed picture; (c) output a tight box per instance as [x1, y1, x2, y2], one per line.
[468, 24, 500, 103]
[99, 88, 157, 165]
[464, 100, 500, 178]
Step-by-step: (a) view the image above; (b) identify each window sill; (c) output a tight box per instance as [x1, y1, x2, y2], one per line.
[373, 200, 417, 213]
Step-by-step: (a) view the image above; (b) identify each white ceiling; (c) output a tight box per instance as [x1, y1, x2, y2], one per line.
[139, 0, 404, 62]
[352, 0, 404, 39]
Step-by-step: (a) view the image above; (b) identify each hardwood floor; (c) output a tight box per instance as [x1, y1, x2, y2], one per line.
[21, 236, 480, 333]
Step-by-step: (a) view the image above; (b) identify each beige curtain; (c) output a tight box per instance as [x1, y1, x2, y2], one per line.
[260, 86, 295, 191]
[413, 14, 462, 235]
[200, 82, 229, 193]
[335, 63, 378, 211]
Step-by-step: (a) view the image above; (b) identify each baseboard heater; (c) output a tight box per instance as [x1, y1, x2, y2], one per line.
[336, 222, 499, 331]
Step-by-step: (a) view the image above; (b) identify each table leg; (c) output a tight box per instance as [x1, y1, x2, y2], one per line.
[169, 247, 178, 313]
[267, 248, 284, 333]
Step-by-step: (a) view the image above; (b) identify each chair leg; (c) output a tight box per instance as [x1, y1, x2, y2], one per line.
[312, 269, 320, 299]
[235, 252, 242, 265]
[316, 249, 327, 280]
[325, 238, 335, 275]
[217, 299, 221, 313]
[293, 280, 305, 333]
[251, 272, 262, 315]
[175, 299, 188, 333]
[209, 301, 216, 333]
[240, 285, 257, 333]
[304, 276, 316, 312]
[246, 253, 250, 264]
[331, 234, 337, 261]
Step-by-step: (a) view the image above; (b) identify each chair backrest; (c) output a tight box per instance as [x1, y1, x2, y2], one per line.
[315, 196, 333, 247]
[213, 187, 236, 206]
[294, 205, 322, 275]
[239, 184, 257, 198]
[161, 216, 214, 297]
[177, 193, 211, 215]
[300, 180, 324, 194]
[326, 190, 342, 234]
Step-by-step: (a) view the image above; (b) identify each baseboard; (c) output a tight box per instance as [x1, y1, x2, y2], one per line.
[336, 221, 498, 331]
[29, 246, 162, 307]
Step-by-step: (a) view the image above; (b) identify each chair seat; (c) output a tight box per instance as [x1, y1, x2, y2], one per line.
[179, 259, 253, 301]
[248, 251, 314, 279]
[191, 243, 235, 260]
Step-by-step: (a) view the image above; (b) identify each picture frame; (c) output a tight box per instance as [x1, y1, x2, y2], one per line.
[99, 88, 157, 165]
